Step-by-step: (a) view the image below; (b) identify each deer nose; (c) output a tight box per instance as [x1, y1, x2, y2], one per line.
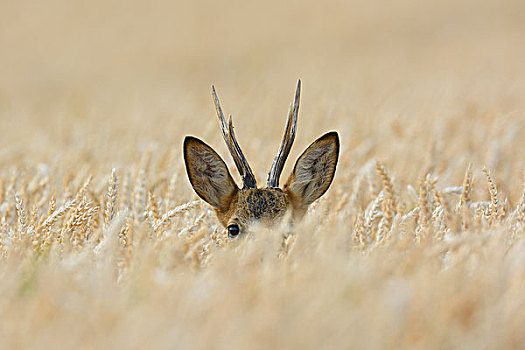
[227, 224, 240, 238]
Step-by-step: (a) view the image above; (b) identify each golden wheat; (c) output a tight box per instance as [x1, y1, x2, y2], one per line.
[0, 0, 525, 348]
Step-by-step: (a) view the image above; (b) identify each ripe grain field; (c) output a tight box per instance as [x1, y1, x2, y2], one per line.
[1, 0, 525, 348]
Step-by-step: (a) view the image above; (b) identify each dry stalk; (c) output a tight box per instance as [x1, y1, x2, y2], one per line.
[63, 200, 88, 242]
[457, 164, 473, 230]
[48, 196, 57, 216]
[38, 199, 77, 247]
[29, 203, 39, 229]
[210, 226, 226, 247]
[105, 168, 118, 228]
[79, 205, 99, 242]
[365, 191, 384, 242]
[120, 172, 132, 212]
[153, 200, 199, 233]
[147, 190, 161, 236]
[517, 186, 525, 225]
[416, 177, 430, 241]
[134, 169, 147, 223]
[483, 167, 500, 227]
[375, 161, 396, 239]
[431, 186, 449, 238]
[353, 209, 367, 248]
[15, 193, 28, 232]
[76, 175, 93, 201]
[67, 201, 99, 247]
[117, 214, 134, 281]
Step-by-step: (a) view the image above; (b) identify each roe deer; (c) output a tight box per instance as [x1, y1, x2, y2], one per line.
[184, 80, 339, 237]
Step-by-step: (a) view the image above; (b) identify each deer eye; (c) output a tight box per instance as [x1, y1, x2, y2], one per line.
[227, 224, 240, 238]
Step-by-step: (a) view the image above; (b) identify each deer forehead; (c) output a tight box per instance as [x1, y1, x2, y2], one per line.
[233, 188, 289, 220]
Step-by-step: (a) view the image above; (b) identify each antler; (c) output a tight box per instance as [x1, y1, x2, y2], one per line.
[212, 86, 257, 189]
[266, 79, 301, 188]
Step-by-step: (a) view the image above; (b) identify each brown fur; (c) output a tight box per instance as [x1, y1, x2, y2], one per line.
[184, 132, 339, 235]
[215, 188, 289, 231]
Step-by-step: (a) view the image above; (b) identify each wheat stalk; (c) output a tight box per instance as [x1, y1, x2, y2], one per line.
[375, 161, 396, 239]
[104, 168, 119, 228]
[38, 199, 77, 246]
[483, 167, 500, 227]
[416, 177, 430, 241]
[457, 163, 474, 231]
[134, 169, 147, 223]
[153, 201, 200, 233]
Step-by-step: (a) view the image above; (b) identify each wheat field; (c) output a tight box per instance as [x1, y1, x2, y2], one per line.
[1, 0, 525, 348]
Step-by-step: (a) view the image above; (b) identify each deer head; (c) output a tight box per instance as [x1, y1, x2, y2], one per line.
[184, 80, 339, 238]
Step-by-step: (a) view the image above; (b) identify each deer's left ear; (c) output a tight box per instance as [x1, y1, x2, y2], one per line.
[284, 132, 339, 208]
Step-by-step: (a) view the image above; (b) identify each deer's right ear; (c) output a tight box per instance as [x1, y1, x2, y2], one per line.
[184, 136, 239, 211]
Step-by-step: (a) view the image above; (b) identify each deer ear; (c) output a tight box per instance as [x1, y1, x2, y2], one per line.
[184, 136, 239, 211]
[284, 132, 339, 208]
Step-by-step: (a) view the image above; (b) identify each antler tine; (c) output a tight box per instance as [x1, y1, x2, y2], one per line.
[227, 116, 256, 188]
[266, 79, 301, 188]
[211, 85, 257, 189]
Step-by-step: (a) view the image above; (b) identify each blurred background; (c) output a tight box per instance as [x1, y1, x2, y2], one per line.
[0, 0, 524, 194]
[1, 2, 525, 348]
